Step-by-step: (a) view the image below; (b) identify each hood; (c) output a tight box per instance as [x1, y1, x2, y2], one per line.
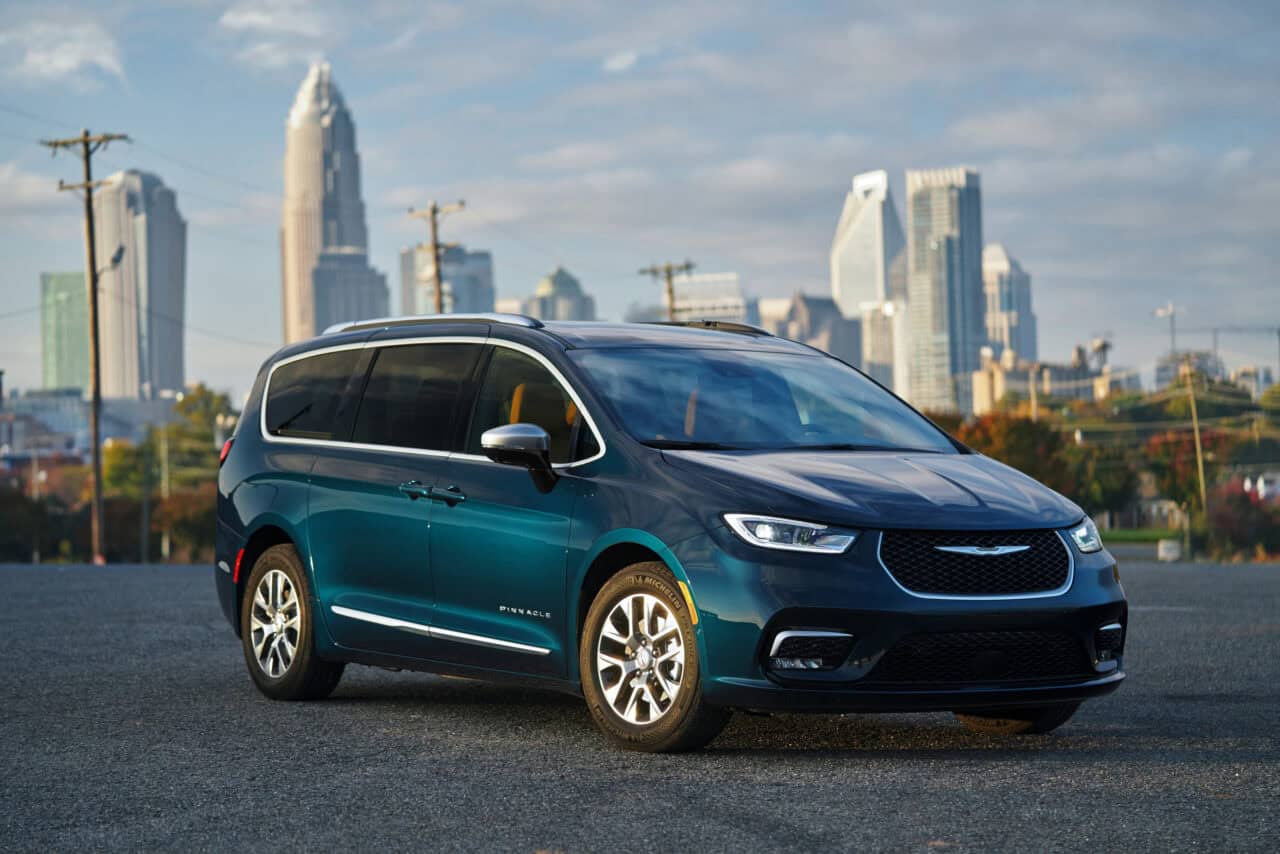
[662, 449, 1083, 531]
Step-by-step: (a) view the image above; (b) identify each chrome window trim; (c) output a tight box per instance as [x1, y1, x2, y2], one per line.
[768, 630, 854, 657]
[259, 335, 607, 469]
[331, 605, 552, 655]
[875, 530, 1075, 601]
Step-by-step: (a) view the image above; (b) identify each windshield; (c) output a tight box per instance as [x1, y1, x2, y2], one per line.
[569, 347, 956, 453]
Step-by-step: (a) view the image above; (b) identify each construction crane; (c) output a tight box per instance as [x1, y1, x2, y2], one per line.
[1181, 324, 1280, 377]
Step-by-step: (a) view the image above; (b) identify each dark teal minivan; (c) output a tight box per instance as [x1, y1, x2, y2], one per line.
[215, 314, 1126, 751]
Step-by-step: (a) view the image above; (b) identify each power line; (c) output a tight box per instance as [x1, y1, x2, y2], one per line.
[639, 260, 696, 321]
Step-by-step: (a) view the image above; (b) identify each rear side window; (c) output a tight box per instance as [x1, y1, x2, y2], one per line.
[466, 347, 594, 464]
[351, 343, 482, 451]
[265, 349, 363, 440]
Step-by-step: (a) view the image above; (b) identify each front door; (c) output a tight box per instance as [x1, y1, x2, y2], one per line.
[428, 344, 598, 676]
[309, 341, 484, 658]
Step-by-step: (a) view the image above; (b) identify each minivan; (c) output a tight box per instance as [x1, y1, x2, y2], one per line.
[215, 314, 1125, 752]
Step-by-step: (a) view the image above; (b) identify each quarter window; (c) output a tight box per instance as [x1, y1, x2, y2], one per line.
[467, 347, 594, 464]
[265, 349, 363, 440]
[351, 343, 482, 451]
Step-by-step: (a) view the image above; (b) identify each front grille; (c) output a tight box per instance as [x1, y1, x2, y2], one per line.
[879, 529, 1070, 596]
[865, 630, 1093, 685]
[772, 633, 855, 663]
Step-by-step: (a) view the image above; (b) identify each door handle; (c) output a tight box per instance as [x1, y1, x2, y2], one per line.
[397, 480, 432, 500]
[427, 485, 467, 506]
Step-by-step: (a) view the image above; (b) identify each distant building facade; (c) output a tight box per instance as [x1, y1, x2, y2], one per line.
[861, 300, 911, 398]
[1232, 365, 1275, 399]
[313, 249, 389, 331]
[774, 293, 861, 367]
[971, 346, 1139, 416]
[982, 243, 1037, 362]
[93, 170, 186, 399]
[1155, 350, 1227, 389]
[399, 244, 495, 316]
[830, 170, 906, 317]
[281, 62, 386, 342]
[523, 267, 596, 321]
[40, 272, 89, 393]
[668, 272, 758, 324]
[905, 168, 985, 412]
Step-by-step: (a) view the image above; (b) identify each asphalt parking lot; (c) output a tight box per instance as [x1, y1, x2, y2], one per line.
[1, 556, 1276, 852]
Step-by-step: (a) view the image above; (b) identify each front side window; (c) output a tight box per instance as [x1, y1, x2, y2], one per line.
[569, 347, 956, 453]
[351, 343, 483, 451]
[467, 347, 596, 464]
[264, 349, 363, 440]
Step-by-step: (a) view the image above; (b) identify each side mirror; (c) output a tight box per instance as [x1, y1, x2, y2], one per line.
[480, 423, 557, 492]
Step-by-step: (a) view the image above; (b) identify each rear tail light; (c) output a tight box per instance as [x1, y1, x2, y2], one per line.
[219, 438, 234, 466]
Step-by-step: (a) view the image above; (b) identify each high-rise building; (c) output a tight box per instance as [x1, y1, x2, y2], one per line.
[668, 272, 758, 324]
[830, 170, 906, 317]
[93, 170, 186, 399]
[40, 272, 89, 393]
[774, 293, 862, 367]
[313, 249, 389, 331]
[523, 267, 596, 321]
[281, 61, 386, 342]
[399, 244, 495, 315]
[861, 300, 910, 398]
[905, 168, 985, 412]
[982, 243, 1037, 362]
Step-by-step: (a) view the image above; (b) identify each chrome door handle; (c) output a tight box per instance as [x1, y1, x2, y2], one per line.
[428, 485, 467, 506]
[397, 480, 432, 500]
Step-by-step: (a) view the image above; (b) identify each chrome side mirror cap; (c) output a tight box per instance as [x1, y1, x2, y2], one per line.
[480, 423, 557, 492]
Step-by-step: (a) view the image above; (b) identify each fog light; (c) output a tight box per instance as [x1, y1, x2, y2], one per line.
[769, 657, 825, 670]
[1094, 622, 1124, 671]
[766, 630, 855, 671]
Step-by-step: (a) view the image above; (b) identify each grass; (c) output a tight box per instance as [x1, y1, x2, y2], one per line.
[1103, 528, 1181, 543]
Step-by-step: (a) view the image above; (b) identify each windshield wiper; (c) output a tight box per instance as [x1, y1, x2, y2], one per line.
[644, 440, 744, 451]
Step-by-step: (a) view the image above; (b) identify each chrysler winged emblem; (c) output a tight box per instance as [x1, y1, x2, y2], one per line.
[933, 544, 1031, 556]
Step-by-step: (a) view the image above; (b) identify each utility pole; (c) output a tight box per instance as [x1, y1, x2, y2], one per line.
[639, 260, 695, 321]
[1185, 359, 1208, 512]
[41, 129, 130, 566]
[160, 423, 171, 561]
[1155, 303, 1178, 356]
[1028, 364, 1039, 422]
[30, 452, 41, 564]
[408, 200, 465, 314]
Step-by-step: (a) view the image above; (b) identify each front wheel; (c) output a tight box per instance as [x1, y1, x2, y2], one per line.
[953, 702, 1080, 735]
[240, 543, 345, 701]
[580, 563, 730, 752]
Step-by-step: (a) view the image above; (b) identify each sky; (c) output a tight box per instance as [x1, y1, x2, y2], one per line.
[1, 0, 1277, 402]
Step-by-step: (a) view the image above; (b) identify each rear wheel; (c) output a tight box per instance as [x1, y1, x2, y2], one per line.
[580, 563, 730, 752]
[240, 543, 344, 701]
[953, 702, 1080, 735]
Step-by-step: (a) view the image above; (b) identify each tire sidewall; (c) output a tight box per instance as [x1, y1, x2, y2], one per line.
[580, 565, 705, 750]
[240, 544, 321, 700]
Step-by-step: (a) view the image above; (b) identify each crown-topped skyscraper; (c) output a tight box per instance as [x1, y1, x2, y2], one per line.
[281, 61, 386, 343]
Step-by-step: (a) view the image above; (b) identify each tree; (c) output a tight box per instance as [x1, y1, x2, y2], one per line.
[956, 414, 1077, 497]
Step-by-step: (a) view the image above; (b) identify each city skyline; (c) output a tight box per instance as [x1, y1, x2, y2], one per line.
[0, 2, 1277, 400]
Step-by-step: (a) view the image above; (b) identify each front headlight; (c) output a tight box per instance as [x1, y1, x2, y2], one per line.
[723, 513, 858, 554]
[1069, 518, 1104, 553]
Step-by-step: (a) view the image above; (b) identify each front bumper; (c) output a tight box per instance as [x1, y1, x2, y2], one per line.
[676, 527, 1128, 713]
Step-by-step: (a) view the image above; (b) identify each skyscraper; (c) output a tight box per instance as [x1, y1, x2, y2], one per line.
[861, 300, 911, 398]
[93, 170, 186, 399]
[281, 61, 386, 342]
[830, 170, 906, 316]
[40, 272, 89, 392]
[399, 244, 495, 315]
[982, 243, 1038, 362]
[905, 168, 985, 412]
[523, 267, 596, 321]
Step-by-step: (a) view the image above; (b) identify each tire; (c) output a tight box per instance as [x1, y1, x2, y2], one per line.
[953, 702, 1080, 735]
[239, 543, 344, 701]
[580, 562, 730, 752]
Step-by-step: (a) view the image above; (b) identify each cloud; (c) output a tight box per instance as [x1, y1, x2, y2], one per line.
[218, 0, 342, 69]
[0, 18, 125, 89]
[0, 161, 68, 215]
[602, 49, 638, 73]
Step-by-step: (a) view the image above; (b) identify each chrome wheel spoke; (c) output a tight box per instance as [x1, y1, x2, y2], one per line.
[250, 570, 301, 680]
[596, 592, 685, 725]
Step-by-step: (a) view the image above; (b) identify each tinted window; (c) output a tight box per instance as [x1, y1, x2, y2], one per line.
[265, 349, 363, 440]
[352, 343, 482, 451]
[467, 347, 592, 464]
[569, 347, 955, 453]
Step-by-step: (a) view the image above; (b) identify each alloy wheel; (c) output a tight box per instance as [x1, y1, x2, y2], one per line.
[249, 569, 300, 678]
[595, 593, 686, 724]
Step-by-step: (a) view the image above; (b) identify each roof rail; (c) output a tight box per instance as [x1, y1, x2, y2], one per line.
[644, 319, 773, 336]
[323, 313, 543, 335]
